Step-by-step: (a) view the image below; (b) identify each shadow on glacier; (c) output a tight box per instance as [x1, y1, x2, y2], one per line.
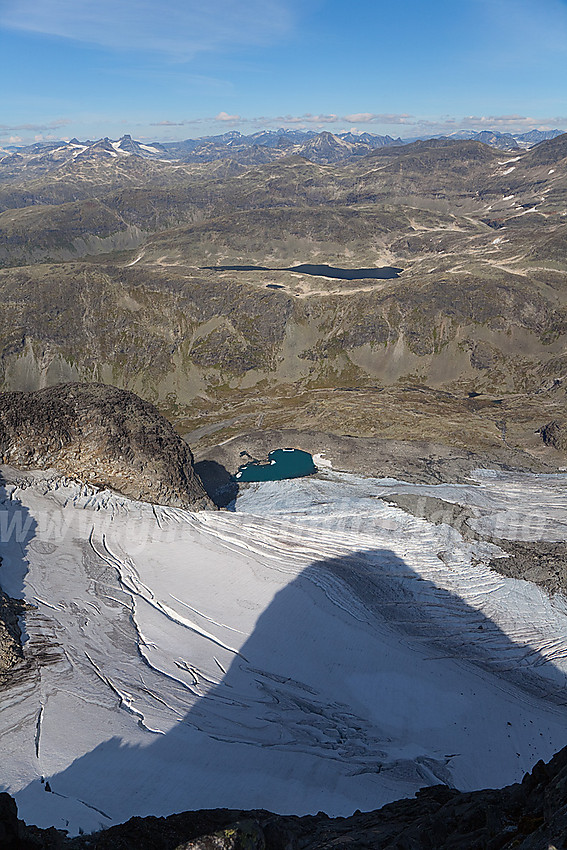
[193, 459, 239, 508]
[15, 544, 567, 834]
[0, 470, 37, 642]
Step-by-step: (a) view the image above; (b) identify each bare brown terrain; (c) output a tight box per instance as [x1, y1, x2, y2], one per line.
[0, 133, 566, 470]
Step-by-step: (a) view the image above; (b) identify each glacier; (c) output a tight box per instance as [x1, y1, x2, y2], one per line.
[0, 464, 566, 836]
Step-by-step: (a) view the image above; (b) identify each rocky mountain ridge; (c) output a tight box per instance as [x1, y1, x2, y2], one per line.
[0, 384, 211, 509]
[2, 128, 563, 170]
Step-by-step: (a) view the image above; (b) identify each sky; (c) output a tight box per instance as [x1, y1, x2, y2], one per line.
[1, 0, 567, 145]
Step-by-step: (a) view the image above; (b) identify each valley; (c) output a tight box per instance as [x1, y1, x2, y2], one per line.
[1, 135, 566, 462]
[1, 129, 567, 847]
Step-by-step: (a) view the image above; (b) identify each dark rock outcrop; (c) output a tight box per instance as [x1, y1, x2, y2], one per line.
[539, 420, 567, 451]
[487, 540, 567, 596]
[0, 579, 30, 681]
[0, 384, 212, 509]
[4, 745, 567, 848]
[0, 793, 19, 850]
[372, 492, 567, 596]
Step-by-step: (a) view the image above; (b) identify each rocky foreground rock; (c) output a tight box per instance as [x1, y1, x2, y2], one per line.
[2, 745, 566, 848]
[0, 384, 211, 509]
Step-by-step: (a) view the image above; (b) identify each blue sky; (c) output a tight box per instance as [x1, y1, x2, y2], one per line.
[2, 0, 567, 145]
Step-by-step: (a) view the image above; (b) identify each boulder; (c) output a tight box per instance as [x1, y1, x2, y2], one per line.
[0, 384, 212, 510]
[539, 419, 567, 451]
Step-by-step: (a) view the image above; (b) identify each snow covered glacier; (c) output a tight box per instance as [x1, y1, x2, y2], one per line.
[1, 464, 567, 836]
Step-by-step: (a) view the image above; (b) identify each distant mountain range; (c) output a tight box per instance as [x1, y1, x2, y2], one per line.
[1, 127, 564, 168]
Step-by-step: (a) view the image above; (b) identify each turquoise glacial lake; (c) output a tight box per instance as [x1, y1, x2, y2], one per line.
[235, 448, 316, 482]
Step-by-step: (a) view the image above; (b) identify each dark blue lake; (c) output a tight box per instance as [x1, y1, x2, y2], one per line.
[235, 448, 316, 482]
[202, 264, 403, 281]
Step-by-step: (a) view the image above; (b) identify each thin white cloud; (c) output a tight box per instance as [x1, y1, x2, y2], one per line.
[150, 120, 189, 127]
[413, 114, 567, 132]
[270, 113, 339, 125]
[336, 112, 562, 132]
[150, 118, 209, 128]
[0, 0, 295, 57]
[0, 119, 69, 132]
[245, 112, 567, 133]
[150, 112, 338, 131]
[343, 113, 413, 125]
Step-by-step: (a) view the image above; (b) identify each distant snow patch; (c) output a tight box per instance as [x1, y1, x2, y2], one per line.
[111, 141, 130, 156]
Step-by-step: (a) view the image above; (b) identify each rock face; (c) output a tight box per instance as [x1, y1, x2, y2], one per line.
[373, 492, 567, 596]
[539, 420, 567, 451]
[0, 580, 29, 681]
[0, 384, 212, 509]
[5, 745, 567, 848]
